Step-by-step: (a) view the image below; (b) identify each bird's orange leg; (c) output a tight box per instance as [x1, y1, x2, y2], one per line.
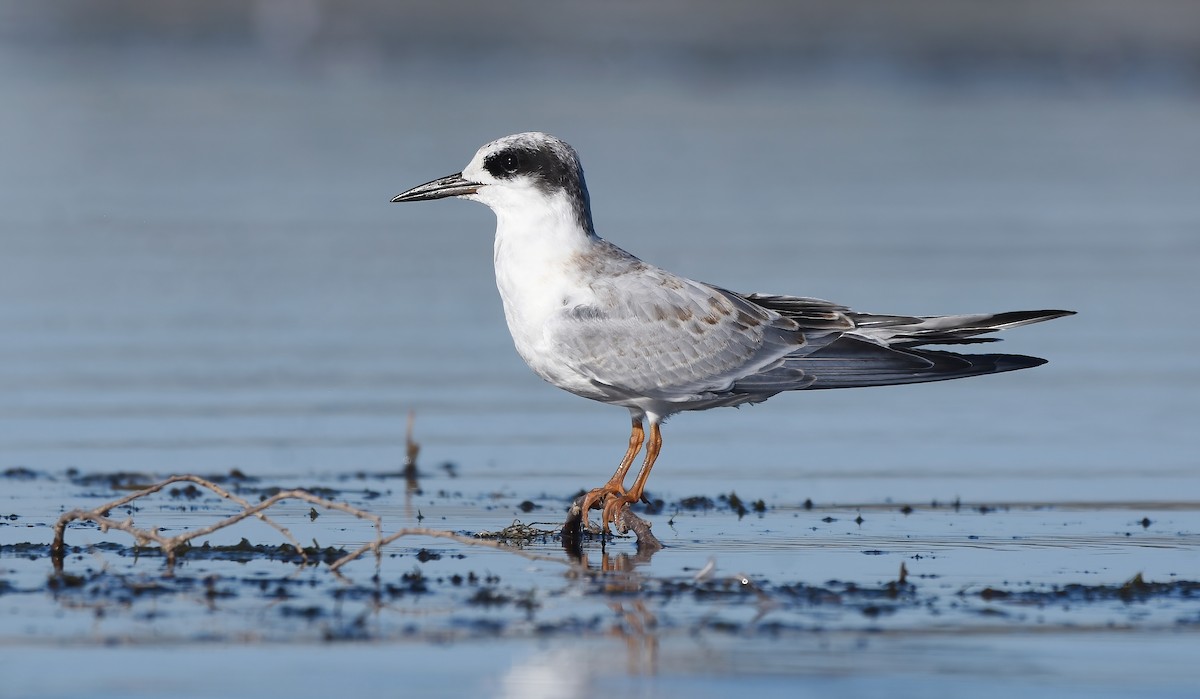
[580, 418, 644, 530]
[601, 421, 662, 530]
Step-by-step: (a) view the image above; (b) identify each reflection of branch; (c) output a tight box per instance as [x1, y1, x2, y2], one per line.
[50, 475, 580, 577]
[403, 410, 420, 491]
[329, 528, 573, 573]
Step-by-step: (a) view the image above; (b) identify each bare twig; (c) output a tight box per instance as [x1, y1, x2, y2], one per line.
[50, 475, 582, 577]
[51, 475, 381, 571]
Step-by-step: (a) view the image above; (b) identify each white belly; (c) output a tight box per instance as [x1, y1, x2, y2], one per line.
[492, 219, 601, 399]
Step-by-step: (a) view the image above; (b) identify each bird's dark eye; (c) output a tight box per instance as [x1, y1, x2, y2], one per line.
[485, 150, 525, 179]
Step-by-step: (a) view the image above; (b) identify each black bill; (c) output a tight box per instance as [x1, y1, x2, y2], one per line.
[391, 173, 480, 202]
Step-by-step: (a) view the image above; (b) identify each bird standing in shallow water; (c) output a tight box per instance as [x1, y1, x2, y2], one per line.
[392, 132, 1073, 533]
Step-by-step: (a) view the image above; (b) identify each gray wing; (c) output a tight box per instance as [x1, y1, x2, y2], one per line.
[545, 272, 850, 402]
[545, 246, 1072, 404]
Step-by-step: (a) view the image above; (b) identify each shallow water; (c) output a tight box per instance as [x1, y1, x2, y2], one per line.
[2, 467, 1198, 698]
[2, 29, 1200, 699]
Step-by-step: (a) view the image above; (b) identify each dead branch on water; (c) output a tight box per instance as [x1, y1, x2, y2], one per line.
[50, 474, 579, 576]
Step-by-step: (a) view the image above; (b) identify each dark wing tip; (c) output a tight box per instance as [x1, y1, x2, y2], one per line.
[992, 353, 1049, 371]
[1027, 309, 1076, 320]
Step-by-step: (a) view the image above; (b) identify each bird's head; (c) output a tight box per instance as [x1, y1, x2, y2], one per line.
[391, 132, 594, 235]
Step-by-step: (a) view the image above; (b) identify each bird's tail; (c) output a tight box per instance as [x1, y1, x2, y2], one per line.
[785, 308, 1074, 390]
[845, 309, 1075, 347]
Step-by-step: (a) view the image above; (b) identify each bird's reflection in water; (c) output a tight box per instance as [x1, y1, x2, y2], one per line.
[572, 546, 658, 575]
[571, 547, 662, 675]
[610, 600, 658, 676]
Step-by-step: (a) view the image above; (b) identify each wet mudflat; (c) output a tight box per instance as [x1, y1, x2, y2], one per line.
[2, 464, 1197, 698]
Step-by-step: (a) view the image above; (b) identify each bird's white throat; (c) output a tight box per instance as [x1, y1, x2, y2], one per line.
[489, 187, 597, 374]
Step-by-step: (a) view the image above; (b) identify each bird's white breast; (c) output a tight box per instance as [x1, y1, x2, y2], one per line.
[490, 190, 599, 394]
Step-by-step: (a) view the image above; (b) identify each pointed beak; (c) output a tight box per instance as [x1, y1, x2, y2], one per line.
[391, 172, 480, 203]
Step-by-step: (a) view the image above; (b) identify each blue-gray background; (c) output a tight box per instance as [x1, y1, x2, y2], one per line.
[2, 1, 1197, 506]
[3, 4, 1200, 698]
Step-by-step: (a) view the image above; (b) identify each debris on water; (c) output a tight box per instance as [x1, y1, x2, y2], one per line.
[2, 467, 41, 480]
[169, 484, 203, 500]
[721, 492, 749, 519]
[467, 587, 510, 606]
[257, 486, 341, 501]
[400, 568, 429, 594]
[279, 604, 323, 619]
[641, 495, 665, 514]
[678, 496, 715, 511]
[476, 520, 558, 544]
[1120, 572, 1149, 599]
[693, 557, 718, 582]
[70, 471, 157, 491]
[186, 540, 349, 565]
[46, 572, 86, 589]
[415, 548, 442, 562]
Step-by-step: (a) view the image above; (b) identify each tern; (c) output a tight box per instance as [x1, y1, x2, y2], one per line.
[392, 132, 1073, 533]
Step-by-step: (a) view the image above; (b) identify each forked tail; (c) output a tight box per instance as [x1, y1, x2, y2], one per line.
[756, 303, 1075, 390]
